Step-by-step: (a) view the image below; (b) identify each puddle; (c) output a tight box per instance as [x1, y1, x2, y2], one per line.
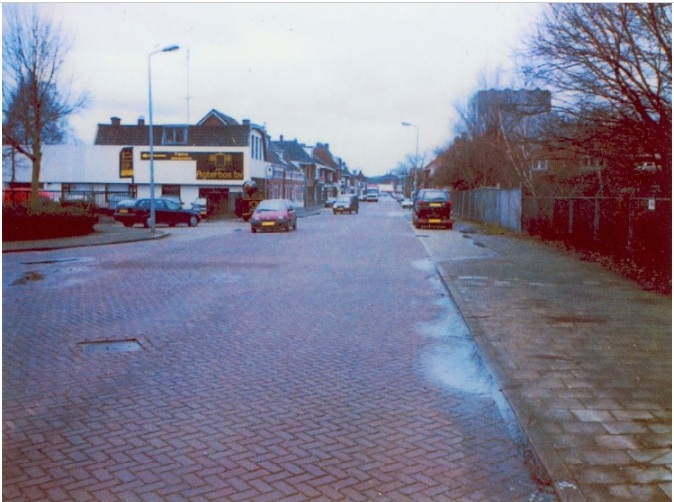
[421, 340, 496, 395]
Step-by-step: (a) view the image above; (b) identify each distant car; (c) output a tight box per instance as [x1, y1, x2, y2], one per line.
[333, 194, 359, 214]
[324, 197, 337, 208]
[401, 198, 413, 209]
[412, 189, 453, 229]
[113, 198, 200, 228]
[191, 197, 209, 219]
[250, 198, 297, 233]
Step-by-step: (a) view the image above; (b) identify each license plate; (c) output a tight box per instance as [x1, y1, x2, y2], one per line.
[430, 203, 442, 207]
[261, 221, 275, 227]
[118, 209, 128, 214]
[429, 219, 442, 223]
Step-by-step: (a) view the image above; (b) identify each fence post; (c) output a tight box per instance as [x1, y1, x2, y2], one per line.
[626, 195, 634, 258]
[593, 197, 600, 242]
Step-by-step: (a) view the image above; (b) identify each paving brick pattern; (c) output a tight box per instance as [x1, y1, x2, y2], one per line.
[3, 204, 550, 501]
[430, 224, 671, 502]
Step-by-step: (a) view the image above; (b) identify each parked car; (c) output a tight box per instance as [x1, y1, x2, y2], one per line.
[324, 197, 337, 208]
[401, 198, 413, 209]
[161, 195, 184, 207]
[412, 189, 453, 229]
[105, 194, 135, 215]
[250, 198, 297, 233]
[333, 194, 359, 214]
[191, 197, 209, 219]
[113, 198, 200, 228]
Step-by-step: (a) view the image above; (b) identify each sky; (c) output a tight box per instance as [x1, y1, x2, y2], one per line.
[11, 3, 544, 177]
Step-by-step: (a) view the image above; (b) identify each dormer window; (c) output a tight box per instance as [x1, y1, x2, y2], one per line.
[162, 126, 188, 145]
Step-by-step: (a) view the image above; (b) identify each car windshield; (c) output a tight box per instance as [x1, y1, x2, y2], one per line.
[336, 196, 352, 202]
[256, 200, 287, 211]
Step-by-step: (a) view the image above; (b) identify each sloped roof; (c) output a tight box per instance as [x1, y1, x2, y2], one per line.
[94, 122, 251, 147]
[197, 109, 240, 126]
[95, 109, 258, 147]
[272, 138, 314, 164]
[312, 144, 339, 170]
[267, 143, 303, 173]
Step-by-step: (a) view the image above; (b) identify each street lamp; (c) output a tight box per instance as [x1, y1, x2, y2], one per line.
[148, 44, 180, 233]
[401, 121, 419, 198]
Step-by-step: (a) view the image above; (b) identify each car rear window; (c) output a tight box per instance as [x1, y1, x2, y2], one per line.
[420, 190, 449, 201]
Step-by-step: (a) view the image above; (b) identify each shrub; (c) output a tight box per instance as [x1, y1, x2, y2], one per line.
[3, 199, 99, 241]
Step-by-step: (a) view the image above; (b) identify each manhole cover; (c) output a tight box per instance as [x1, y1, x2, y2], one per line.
[79, 339, 142, 354]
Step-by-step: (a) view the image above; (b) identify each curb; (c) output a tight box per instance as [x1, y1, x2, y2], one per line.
[433, 261, 585, 502]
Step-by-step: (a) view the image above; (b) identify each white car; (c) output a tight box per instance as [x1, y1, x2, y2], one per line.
[401, 198, 413, 209]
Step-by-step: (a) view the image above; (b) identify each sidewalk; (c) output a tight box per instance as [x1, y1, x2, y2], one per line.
[432, 220, 671, 502]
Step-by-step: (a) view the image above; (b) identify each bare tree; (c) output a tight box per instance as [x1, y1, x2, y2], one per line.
[2, 4, 87, 205]
[521, 3, 672, 186]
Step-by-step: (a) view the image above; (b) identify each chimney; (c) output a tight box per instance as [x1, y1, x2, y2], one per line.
[137, 116, 145, 126]
[242, 119, 250, 126]
[111, 117, 121, 126]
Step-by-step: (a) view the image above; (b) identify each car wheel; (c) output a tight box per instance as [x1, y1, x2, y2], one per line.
[188, 215, 199, 227]
[122, 222, 133, 228]
[251, 226, 257, 233]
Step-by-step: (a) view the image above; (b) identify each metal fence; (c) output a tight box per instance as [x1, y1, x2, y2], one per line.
[452, 186, 671, 290]
[522, 195, 672, 266]
[451, 187, 522, 233]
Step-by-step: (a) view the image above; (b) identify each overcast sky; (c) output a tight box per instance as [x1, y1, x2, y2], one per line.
[16, 3, 543, 177]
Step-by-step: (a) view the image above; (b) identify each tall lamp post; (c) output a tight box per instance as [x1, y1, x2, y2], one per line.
[401, 122, 419, 197]
[148, 44, 180, 234]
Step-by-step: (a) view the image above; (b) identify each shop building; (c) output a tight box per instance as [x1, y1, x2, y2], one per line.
[2, 109, 307, 216]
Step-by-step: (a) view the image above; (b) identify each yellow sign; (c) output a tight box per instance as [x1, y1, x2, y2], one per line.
[119, 147, 134, 178]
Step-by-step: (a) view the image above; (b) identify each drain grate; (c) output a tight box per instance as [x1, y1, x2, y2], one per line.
[79, 339, 142, 354]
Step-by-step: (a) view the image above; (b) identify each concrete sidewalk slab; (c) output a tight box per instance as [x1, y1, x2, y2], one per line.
[430, 221, 671, 502]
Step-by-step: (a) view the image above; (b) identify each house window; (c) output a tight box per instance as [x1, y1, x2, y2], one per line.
[162, 127, 188, 145]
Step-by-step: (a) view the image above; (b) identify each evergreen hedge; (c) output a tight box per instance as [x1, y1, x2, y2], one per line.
[3, 200, 99, 241]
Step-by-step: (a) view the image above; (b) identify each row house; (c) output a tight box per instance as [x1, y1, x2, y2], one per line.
[3, 108, 355, 216]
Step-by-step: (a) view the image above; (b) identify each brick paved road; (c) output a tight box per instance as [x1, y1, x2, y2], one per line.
[3, 200, 553, 501]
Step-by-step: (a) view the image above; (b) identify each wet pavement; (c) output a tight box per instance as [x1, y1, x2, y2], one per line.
[3, 209, 671, 501]
[4, 208, 552, 501]
[420, 221, 671, 501]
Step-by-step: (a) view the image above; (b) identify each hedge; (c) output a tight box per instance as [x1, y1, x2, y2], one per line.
[3, 200, 99, 241]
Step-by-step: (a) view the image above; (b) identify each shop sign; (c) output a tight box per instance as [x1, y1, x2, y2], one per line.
[140, 150, 244, 180]
[119, 147, 134, 178]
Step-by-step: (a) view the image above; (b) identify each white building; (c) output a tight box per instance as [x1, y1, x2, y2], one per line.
[3, 109, 305, 215]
